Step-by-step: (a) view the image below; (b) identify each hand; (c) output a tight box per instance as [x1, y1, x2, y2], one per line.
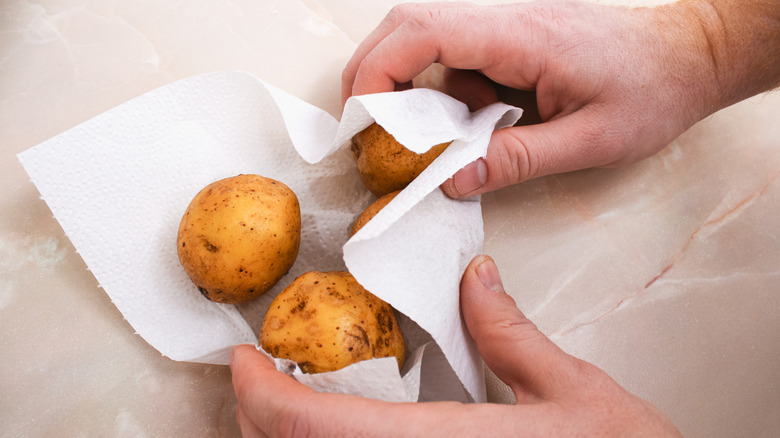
[342, 0, 779, 198]
[230, 255, 682, 437]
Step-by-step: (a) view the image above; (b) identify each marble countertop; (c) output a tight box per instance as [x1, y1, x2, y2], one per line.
[2, 1, 778, 436]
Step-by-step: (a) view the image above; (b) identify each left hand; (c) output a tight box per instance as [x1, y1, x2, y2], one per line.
[230, 255, 681, 437]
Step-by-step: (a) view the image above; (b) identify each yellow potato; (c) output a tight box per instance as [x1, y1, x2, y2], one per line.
[177, 174, 301, 304]
[261, 271, 405, 374]
[350, 190, 400, 236]
[351, 122, 450, 197]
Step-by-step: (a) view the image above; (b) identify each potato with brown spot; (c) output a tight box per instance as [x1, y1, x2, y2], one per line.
[351, 122, 451, 197]
[177, 174, 301, 304]
[261, 271, 405, 374]
[350, 190, 400, 236]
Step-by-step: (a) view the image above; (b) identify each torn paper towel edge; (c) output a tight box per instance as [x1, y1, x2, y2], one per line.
[17, 70, 523, 403]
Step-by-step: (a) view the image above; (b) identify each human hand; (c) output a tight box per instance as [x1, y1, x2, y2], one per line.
[341, 1, 754, 198]
[230, 255, 682, 437]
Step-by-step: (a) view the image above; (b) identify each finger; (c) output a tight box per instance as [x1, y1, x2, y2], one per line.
[442, 108, 615, 198]
[231, 344, 416, 436]
[349, 18, 441, 100]
[460, 255, 580, 402]
[230, 345, 531, 436]
[341, 3, 423, 104]
[347, 4, 526, 101]
[342, 3, 465, 104]
[341, 5, 405, 105]
[442, 68, 498, 111]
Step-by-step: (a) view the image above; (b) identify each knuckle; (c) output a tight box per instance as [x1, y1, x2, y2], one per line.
[527, 0, 583, 26]
[386, 3, 418, 24]
[403, 11, 434, 34]
[479, 296, 544, 345]
[499, 316, 544, 346]
[498, 130, 539, 183]
[395, 4, 444, 35]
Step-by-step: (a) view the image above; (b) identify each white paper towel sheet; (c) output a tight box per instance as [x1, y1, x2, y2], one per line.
[18, 70, 522, 403]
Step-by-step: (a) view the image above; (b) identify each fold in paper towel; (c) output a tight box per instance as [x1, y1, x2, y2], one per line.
[18, 71, 522, 403]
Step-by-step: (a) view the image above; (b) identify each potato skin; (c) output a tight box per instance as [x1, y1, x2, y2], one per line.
[351, 122, 450, 197]
[261, 271, 405, 374]
[177, 174, 301, 304]
[350, 190, 400, 236]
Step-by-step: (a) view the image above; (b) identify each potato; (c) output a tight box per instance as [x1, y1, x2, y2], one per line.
[261, 271, 405, 374]
[350, 190, 400, 236]
[351, 122, 451, 197]
[177, 174, 301, 304]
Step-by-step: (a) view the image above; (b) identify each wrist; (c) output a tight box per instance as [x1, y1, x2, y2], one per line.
[663, 0, 780, 112]
[631, 4, 721, 134]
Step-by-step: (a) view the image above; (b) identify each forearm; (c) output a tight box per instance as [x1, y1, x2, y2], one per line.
[672, 0, 780, 110]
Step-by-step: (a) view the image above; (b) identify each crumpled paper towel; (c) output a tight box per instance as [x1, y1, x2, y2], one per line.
[18, 70, 522, 403]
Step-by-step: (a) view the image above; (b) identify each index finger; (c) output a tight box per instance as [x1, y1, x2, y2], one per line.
[342, 3, 465, 105]
[342, 3, 490, 105]
[229, 345, 517, 436]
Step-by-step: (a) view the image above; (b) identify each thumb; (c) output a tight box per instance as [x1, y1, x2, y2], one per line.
[460, 255, 580, 402]
[442, 110, 611, 198]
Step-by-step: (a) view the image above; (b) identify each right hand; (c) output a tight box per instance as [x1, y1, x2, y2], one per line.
[342, 1, 730, 198]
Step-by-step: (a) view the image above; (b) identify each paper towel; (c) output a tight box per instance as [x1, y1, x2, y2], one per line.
[18, 70, 522, 403]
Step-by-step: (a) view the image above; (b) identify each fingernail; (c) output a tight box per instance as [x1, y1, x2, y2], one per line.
[476, 255, 504, 293]
[452, 158, 487, 195]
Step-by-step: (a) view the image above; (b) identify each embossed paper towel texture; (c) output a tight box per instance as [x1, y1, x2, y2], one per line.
[18, 71, 522, 402]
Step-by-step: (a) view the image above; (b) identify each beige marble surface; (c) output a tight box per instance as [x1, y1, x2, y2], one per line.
[2, 0, 778, 437]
